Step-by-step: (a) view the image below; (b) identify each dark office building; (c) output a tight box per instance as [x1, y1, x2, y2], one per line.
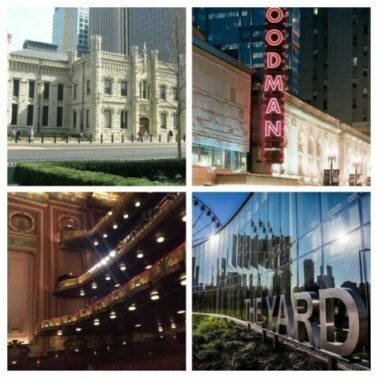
[192, 8, 301, 96]
[299, 8, 370, 134]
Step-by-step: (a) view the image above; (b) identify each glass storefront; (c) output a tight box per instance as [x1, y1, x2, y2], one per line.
[193, 143, 247, 171]
[192, 192, 370, 362]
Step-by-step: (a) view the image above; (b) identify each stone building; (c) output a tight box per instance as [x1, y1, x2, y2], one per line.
[192, 35, 370, 186]
[8, 35, 181, 140]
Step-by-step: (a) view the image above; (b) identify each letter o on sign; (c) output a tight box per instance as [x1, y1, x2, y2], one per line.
[266, 29, 285, 46]
[266, 8, 285, 23]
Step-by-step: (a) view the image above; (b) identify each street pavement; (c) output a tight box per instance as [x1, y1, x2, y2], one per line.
[8, 142, 185, 165]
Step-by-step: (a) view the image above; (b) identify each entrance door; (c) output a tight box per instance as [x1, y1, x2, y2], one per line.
[139, 117, 149, 135]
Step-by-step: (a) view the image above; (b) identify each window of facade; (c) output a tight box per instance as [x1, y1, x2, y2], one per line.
[323, 100, 328, 110]
[87, 80, 90, 95]
[160, 112, 167, 129]
[173, 113, 178, 129]
[103, 110, 111, 128]
[120, 110, 127, 129]
[43, 82, 50, 99]
[27, 105, 34, 126]
[352, 78, 357, 88]
[353, 98, 357, 109]
[13, 79, 20, 97]
[353, 57, 358, 66]
[42, 106, 49, 126]
[140, 81, 148, 99]
[11, 104, 18, 125]
[363, 88, 368, 98]
[73, 84, 77, 99]
[57, 106, 63, 127]
[86, 109, 90, 128]
[104, 79, 112, 95]
[173, 87, 178, 101]
[73, 111, 77, 128]
[29, 81, 35, 99]
[160, 85, 166, 100]
[57, 84, 64, 101]
[121, 81, 127, 97]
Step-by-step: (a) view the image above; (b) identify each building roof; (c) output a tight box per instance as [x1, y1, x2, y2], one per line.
[10, 48, 68, 63]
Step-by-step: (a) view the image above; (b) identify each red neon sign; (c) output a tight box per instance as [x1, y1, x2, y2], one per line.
[262, 7, 286, 163]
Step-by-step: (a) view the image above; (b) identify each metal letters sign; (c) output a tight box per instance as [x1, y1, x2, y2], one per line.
[245, 288, 368, 357]
[262, 7, 286, 163]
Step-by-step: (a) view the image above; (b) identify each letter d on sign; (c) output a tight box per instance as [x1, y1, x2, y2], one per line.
[319, 288, 368, 356]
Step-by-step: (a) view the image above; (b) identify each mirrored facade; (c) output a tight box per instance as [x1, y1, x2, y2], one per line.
[192, 192, 370, 363]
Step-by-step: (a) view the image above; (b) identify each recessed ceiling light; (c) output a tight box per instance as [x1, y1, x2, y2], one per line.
[136, 251, 144, 259]
[120, 263, 126, 271]
[109, 311, 117, 319]
[182, 215, 186, 222]
[128, 303, 136, 311]
[109, 250, 116, 258]
[177, 310, 185, 314]
[114, 283, 120, 288]
[135, 324, 142, 328]
[105, 274, 111, 281]
[122, 341, 127, 345]
[180, 274, 186, 286]
[135, 201, 141, 207]
[113, 223, 118, 230]
[158, 326, 163, 332]
[75, 327, 82, 332]
[171, 323, 176, 329]
[108, 211, 113, 216]
[156, 236, 165, 243]
[93, 318, 100, 326]
[80, 289, 85, 296]
[123, 213, 129, 219]
[91, 282, 97, 290]
[145, 264, 152, 270]
[94, 240, 99, 246]
[103, 233, 108, 238]
[57, 329, 63, 336]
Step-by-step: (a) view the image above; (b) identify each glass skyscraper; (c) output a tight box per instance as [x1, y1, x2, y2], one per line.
[53, 8, 89, 54]
[193, 192, 370, 364]
[193, 8, 301, 96]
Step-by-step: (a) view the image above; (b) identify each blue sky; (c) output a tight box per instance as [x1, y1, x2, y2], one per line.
[193, 193, 247, 225]
[7, 8, 54, 51]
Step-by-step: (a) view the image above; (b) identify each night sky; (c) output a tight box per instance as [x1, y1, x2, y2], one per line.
[193, 192, 248, 225]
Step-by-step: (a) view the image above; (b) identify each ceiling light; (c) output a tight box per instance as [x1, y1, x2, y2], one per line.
[158, 326, 163, 332]
[128, 303, 136, 311]
[182, 215, 186, 222]
[103, 233, 108, 238]
[93, 240, 99, 246]
[57, 329, 63, 336]
[106, 345, 110, 351]
[75, 327, 82, 332]
[80, 289, 85, 296]
[150, 290, 159, 301]
[156, 236, 165, 243]
[93, 318, 100, 326]
[122, 341, 127, 345]
[114, 283, 120, 288]
[171, 322, 176, 329]
[145, 264, 152, 270]
[91, 282, 97, 290]
[108, 211, 113, 216]
[109, 311, 117, 319]
[120, 263, 126, 271]
[75, 348, 79, 353]
[105, 274, 111, 281]
[177, 310, 185, 314]
[135, 201, 141, 207]
[136, 251, 144, 259]
[180, 274, 186, 286]
[112, 223, 118, 230]
[109, 250, 116, 258]
[93, 350, 97, 356]
[135, 324, 142, 328]
[123, 213, 129, 219]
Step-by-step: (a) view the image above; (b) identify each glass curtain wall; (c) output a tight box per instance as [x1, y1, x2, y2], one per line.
[192, 192, 370, 359]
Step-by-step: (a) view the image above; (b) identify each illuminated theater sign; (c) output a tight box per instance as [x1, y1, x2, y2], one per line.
[262, 7, 286, 163]
[245, 288, 368, 357]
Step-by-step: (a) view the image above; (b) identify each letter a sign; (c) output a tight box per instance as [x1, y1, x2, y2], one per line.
[262, 8, 286, 163]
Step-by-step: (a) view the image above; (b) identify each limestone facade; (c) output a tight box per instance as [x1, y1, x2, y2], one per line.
[8, 36, 181, 140]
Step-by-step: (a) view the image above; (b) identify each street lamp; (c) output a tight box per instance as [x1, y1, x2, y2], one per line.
[327, 148, 337, 186]
[352, 156, 361, 186]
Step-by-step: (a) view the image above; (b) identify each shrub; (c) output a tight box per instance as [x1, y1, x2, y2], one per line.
[57, 159, 185, 181]
[14, 163, 167, 186]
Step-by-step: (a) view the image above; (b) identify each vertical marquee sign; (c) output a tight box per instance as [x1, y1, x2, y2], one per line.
[262, 7, 286, 163]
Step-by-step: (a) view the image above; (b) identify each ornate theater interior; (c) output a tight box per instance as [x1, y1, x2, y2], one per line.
[8, 192, 186, 370]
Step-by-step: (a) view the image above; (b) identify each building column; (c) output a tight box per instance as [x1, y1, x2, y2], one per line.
[131, 46, 139, 137]
[90, 35, 102, 141]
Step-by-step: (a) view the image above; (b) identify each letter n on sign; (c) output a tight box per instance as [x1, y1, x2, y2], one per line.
[261, 7, 286, 163]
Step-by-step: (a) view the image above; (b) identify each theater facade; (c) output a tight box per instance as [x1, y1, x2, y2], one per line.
[8, 192, 186, 370]
[192, 192, 370, 368]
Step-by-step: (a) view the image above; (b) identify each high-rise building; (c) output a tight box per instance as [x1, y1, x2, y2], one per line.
[52, 7, 89, 54]
[299, 8, 370, 134]
[89, 8, 129, 55]
[192, 8, 301, 96]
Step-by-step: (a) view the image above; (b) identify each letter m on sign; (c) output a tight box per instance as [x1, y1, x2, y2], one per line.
[264, 75, 284, 92]
[265, 120, 282, 137]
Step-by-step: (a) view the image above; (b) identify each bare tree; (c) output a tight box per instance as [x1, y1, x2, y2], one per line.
[167, 8, 186, 159]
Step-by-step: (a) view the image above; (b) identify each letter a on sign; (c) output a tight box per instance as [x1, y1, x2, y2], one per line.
[265, 98, 282, 114]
